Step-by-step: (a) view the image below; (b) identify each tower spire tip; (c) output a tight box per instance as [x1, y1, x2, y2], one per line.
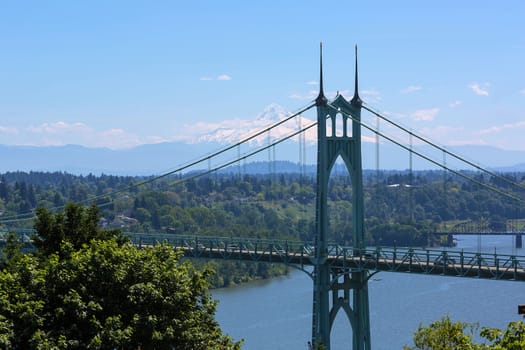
[316, 42, 327, 106]
[351, 44, 362, 106]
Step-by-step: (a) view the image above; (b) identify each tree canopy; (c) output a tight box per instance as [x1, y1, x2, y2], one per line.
[0, 203, 242, 349]
[404, 315, 525, 350]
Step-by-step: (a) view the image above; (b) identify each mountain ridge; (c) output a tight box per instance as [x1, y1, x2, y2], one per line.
[2, 104, 524, 175]
[1, 141, 524, 175]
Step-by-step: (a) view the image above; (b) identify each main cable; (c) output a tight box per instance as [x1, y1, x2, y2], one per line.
[331, 102, 525, 205]
[362, 103, 525, 193]
[0, 102, 316, 224]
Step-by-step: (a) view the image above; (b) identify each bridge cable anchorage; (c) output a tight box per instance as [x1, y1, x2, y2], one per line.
[0, 101, 315, 225]
[331, 102, 525, 205]
[362, 102, 525, 193]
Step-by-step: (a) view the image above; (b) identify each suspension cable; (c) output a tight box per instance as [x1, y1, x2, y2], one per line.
[166, 120, 318, 189]
[362, 103, 525, 193]
[0, 103, 317, 225]
[330, 102, 525, 205]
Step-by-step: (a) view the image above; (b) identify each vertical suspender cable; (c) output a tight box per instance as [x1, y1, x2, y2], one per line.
[442, 149, 448, 236]
[297, 113, 303, 196]
[273, 144, 276, 178]
[376, 116, 380, 186]
[237, 144, 241, 178]
[268, 130, 272, 179]
[409, 130, 414, 223]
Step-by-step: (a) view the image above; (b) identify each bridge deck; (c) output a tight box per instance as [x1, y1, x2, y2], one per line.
[128, 233, 525, 281]
[2, 230, 524, 281]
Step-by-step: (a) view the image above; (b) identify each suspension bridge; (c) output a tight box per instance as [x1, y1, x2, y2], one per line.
[2, 44, 525, 349]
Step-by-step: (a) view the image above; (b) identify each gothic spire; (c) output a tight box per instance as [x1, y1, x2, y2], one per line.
[351, 45, 362, 106]
[315, 42, 327, 106]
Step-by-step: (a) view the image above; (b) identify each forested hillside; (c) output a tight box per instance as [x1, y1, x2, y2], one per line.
[2, 169, 525, 286]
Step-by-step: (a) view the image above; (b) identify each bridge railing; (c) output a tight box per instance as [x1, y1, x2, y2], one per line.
[125, 232, 315, 263]
[3, 229, 525, 280]
[125, 234, 525, 279]
[329, 246, 525, 280]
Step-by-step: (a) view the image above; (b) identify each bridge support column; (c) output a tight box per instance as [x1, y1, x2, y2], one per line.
[516, 233, 522, 249]
[313, 267, 371, 350]
[311, 44, 371, 350]
[351, 271, 371, 350]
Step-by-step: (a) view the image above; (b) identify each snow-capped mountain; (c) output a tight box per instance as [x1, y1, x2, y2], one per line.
[1, 103, 525, 175]
[191, 103, 315, 146]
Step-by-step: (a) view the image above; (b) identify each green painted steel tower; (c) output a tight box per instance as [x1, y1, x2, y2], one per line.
[311, 44, 371, 350]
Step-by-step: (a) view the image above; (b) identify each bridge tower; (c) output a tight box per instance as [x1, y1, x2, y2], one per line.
[311, 44, 371, 350]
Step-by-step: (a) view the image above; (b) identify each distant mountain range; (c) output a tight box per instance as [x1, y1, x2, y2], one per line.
[2, 103, 525, 175]
[1, 141, 525, 175]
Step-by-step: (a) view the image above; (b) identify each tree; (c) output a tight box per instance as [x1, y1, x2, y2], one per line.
[404, 315, 525, 350]
[403, 315, 484, 350]
[0, 232, 23, 269]
[32, 202, 125, 257]
[480, 321, 525, 350]
[1, 204, 242, 349]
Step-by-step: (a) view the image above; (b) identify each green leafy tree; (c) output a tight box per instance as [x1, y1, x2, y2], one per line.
[32, 202, 125, 256]
[403, 315, 485, 350]
[0, 232, 23, 269]
[405, 316, 525, 350]
[0, 204, 242, 349]
[480, 321, 525, 350]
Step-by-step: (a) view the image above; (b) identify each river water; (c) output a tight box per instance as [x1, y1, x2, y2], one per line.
[213, 235, 525, 349]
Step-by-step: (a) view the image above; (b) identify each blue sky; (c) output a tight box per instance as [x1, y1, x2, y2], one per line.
[0, 1, 524, 151]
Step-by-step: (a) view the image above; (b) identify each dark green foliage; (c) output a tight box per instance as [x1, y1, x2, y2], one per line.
[0, 233, 23, 269]
[0, 204, 242, 349]
[2, 169, 525, 285]
[33, 202, 126, 257]
[369, 223, 429, 247]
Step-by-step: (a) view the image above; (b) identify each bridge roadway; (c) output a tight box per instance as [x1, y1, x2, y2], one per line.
[128, 233, 525, 281]
[2, 229, 524, 281]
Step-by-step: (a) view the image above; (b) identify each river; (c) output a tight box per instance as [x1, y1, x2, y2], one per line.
[213, 235, 525, 349]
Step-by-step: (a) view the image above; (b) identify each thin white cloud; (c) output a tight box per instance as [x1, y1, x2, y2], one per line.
[449, 100, 462, 108]
[469, 82, 490, 96]
[28, 121, 93, 134]
[306, 81, 318, 85]
[289, 90, 318, 100]
[410, 108, 439, 122]
[361, 89, 382, 103]
[14, 121, 163, 149]
[478, 121, 525, 135]
[447, 138, 488, 147]
[520, 89, 525, 95]
[217, 74, 232, 81]
[200, 74, 232, 81]
[0, 126, 19, 134]
[401, 86, 422, 94]
[419, 125, 464, 137]
[415, 125, 466, 147]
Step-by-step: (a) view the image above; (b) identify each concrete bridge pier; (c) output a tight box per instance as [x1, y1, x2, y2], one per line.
[516, 233, 522, 249]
